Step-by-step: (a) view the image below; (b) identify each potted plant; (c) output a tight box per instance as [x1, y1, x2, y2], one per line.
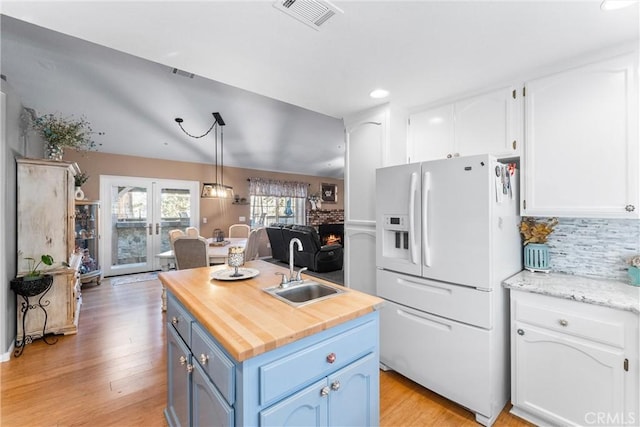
[31, 113, 102, 161]
[628, 255, 640, 286]
[10, 254, 56, 297]
[519, 217, 558, 272]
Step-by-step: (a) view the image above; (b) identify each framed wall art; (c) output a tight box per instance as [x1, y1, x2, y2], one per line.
[321, 183, 337, 203]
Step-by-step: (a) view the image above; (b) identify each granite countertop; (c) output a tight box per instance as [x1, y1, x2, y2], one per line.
[159, 260, 384, 361]
[503, 270, 640, 314]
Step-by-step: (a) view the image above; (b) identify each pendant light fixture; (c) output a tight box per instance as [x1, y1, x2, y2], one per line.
[175, 112, 234, 199]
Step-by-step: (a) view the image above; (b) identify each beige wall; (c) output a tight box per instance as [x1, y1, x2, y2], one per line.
[64, 150, 344, 241]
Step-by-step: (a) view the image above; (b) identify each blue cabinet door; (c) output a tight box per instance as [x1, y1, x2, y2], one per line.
[192, 362, 234, 427]
[259, 378, 328, 427]
[328, 353, 379, 427]
[166, 325, 191, 427]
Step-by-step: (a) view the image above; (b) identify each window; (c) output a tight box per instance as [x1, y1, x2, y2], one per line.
[250, 196, 306, 227]
[248, 178, 308, 227]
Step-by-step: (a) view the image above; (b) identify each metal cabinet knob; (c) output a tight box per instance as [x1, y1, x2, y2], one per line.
[326, 353, 336, 364]
[517, 329, 525, 336]
[171, 316, 179, 325]
[199, 354, 209, 365]
[320, 386, 330, 397]
[559, 319, 568, 327]
[625, 204, 635, 212]
[331, 381, 340, 391]
[186, 364, 194, 374]
[179, 355, 187, 366]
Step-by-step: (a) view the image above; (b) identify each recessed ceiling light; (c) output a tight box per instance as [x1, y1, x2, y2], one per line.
[600, 0, 637, 11]
[369, 89, 390, 99]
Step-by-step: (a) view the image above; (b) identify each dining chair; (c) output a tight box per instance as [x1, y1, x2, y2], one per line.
[229, 224, 250, 238]
[173, 236, 209, 270]
[244, 227, 265, 261]
[185, 226, 200, 238]
[169, 229, 185, 247]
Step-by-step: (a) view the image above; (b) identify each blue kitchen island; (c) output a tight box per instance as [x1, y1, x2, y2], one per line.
[159, 260, 383, 427]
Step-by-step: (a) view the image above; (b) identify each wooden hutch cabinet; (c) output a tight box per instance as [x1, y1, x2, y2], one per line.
[16, 158, 83, 339]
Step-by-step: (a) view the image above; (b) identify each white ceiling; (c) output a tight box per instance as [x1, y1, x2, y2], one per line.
[1, 1, 639, 179]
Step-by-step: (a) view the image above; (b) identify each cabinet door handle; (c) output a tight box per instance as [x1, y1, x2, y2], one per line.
[179, 355, 187, 366]
[171, 316, 179, 325]
[326, 353, 336, 364]
[517, 329, 525, 336]
[320, 386, 330, 397]
[559, 319, 568, 327]
[331, 380, 340, 391]
[186, 363, 194, 374]
[199, 354, 209, 365]
[156, 223, 160, 235]
[148, 224, 153, 235]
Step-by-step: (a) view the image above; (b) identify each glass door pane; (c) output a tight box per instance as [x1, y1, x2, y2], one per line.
[158, 187, 193, 254]
[109, 184, 152, 275]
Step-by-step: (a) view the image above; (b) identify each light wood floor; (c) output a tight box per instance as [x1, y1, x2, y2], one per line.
[1, 277, 533, 427]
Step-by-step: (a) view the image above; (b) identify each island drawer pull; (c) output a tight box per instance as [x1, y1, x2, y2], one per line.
[331, 380, 340, 391]
[320, 386, 330, 397]
[326, 353, 336, 364]
[199, 353, 209, 365]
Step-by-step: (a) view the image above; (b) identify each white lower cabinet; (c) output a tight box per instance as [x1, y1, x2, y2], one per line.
[510, 291, 639, 426]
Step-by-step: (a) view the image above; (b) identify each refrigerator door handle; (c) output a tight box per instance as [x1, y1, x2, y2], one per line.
[409, 172, 419, 265]
[423, 171, 432, 267]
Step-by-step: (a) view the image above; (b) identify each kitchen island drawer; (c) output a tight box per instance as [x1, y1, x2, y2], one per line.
[512, 292, 628, 348]
[167, 293, 193, 346]
[258, 317, 377, 406]
[191, 322, 235, 405]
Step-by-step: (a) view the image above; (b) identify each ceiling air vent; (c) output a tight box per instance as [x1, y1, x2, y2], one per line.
[171, 68, 194, 79]
[273, 0, 343, 30]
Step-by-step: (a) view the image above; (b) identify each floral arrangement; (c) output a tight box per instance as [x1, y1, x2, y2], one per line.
[519, 217, 559, 245]
[74, 172, 90, 187]
[629, 255, 640, 268]
[32, 113, 102, 152]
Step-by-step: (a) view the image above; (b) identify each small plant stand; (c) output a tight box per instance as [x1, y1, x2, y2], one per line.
[10, 275, 58, 357]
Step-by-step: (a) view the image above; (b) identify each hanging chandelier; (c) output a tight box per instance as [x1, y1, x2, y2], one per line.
[175, 112, 234, 199]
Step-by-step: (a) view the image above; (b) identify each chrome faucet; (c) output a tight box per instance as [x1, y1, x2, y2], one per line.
[279, 237, 306, 287]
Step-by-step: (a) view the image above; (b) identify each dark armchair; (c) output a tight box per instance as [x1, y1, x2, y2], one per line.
[286, 225, 343, 273]
[266, 224, 343, 273]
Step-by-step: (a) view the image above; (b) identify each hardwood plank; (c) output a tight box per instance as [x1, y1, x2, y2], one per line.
[1, 276, 532, 427]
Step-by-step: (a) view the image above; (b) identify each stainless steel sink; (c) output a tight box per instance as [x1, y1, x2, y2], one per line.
[263, 281, 345, 307]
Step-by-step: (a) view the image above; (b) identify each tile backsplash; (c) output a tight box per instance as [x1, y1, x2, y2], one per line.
[545, 218, 640, 281]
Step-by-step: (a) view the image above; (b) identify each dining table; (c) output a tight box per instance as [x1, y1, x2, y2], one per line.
[157, 237, 248, 311]
[156, 237, 248, 271]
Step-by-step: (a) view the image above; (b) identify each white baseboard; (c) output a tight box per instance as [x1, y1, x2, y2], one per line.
[1, 340, 15, 362]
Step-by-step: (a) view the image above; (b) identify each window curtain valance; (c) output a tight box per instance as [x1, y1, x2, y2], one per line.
[249, 178, 308, 198]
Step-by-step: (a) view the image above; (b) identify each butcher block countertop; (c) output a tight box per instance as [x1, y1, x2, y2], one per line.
[159, 260, 384, 362]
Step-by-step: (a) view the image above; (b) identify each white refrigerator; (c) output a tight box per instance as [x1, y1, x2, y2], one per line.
[375, 154, 521, 426]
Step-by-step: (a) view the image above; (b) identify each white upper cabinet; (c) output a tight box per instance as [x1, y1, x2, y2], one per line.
[344, 104, 407, 225]
[409, 85, 520, 162]
[522, 52, 639, 218]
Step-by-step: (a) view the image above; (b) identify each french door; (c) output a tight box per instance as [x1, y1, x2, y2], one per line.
[100, 176, 200, 276]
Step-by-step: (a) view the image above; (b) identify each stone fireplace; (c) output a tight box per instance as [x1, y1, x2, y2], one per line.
[307, 209, 344, 247]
